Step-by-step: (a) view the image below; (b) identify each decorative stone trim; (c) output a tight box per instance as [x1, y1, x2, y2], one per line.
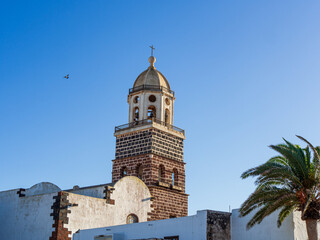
[17, 188, 25, 197]
[49, 192, 71, 240]
[171, 185, 182, 191]
[157, 181, 170, 188]
[103, 186, 115, 205]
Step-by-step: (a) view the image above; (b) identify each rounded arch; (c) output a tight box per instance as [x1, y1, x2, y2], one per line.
[158, 164, 165, 182]
[136, 164, 143, 179]
[147, 105, 156, 120]
[133, 95, 139, 104]
[172, 168, 178, 186]
[127, 213, 139, 224]
[133, 107, 139, 122]
[120, 166, 128, 178]
[165, 108, 170, 124]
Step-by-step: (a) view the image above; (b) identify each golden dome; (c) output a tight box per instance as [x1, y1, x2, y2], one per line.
[133, 56, 171, 90]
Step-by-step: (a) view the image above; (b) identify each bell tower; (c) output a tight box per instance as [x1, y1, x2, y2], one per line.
[112, 54, 188, 221]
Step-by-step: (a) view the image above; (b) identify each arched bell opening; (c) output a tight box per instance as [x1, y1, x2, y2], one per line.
[158, 164, 165, 182]
[172, 168, 178, 186]
[133, 107, 139, 122]
[165, 109, 170, 125]
[120, 167, 128, 178]
[147, 106, 156, 120]
[136, 164, 143, 179]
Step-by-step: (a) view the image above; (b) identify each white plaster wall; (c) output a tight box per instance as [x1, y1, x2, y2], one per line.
[72, 210, 208, 240]
[0, 189, 56, 240]
[110, 176, 152, 224]
[231, 209, 295, 240]
[0, 189, 21, 238]
[292, 211, 320, 240]
[66, 192, 114, 236]
[66, 176, 152, 237]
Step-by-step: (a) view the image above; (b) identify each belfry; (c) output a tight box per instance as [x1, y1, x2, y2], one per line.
[112, 53, 188, 220]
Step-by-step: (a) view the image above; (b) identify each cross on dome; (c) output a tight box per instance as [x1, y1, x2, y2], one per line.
[149, 45, 155, 56]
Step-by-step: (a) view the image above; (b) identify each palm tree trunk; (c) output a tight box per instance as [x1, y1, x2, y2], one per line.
[306, 219, 318, 240]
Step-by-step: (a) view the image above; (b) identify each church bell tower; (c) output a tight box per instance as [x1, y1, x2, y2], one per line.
[112, 53, 188, 221]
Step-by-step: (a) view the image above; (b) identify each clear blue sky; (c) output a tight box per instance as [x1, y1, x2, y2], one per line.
[1, 0, 320, 215]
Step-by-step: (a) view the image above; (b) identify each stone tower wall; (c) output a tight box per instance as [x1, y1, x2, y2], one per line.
[112, 143, 188, 220]
[115, 128, 184, 162]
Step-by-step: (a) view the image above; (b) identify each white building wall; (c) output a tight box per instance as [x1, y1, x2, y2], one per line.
[0, 188, 56, 240]
[66, 176, 152, 237]
[231, 209, 295, 240]
[73, 210, 208, 240]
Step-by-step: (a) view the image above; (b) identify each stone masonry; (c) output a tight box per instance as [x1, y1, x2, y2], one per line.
[207, 210, 231, 240]
[115, 128, 184, 162]
[112, 140, 188, 220]
[49, 192, 71, 240]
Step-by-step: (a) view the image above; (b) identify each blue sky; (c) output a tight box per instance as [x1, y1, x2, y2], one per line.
[1, 0, 320, 215]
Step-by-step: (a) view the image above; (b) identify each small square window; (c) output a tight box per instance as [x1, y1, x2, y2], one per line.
[164, 236, 179, 240]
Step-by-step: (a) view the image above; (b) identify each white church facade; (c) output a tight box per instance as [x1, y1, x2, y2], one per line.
[0, 54, 312, 240]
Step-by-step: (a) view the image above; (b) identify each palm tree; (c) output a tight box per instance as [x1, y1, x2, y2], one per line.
[239, 136, 320, 240]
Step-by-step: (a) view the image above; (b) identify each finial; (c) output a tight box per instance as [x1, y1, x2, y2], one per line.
[148, 56, 156, 67]
[148, 45, 156, 68]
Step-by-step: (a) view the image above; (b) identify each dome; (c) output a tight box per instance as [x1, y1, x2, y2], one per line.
[133, 56, 171, 90]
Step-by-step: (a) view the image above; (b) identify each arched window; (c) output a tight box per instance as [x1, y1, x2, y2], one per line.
[158, 164, 165, 182]
[120, 167, 128, 178]
[136, 164, 143, 179]
[172, 168, 178, 186]
[133, 107, 139, 122]
[133, 96, 139, 103]
[126, 214, 139, 224]
[147, 106, 156, 120]
[165, 109, 170, 124]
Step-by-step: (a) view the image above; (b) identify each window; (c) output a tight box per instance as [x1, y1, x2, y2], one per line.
[172, 168, 178, 186]
[126, 214, 139, 224]
[147, 106, 156, 120]
[149, 95, 156, 102]
[158, 164, 165, 182]
[165, 97, 170, 105]
[133, 107, 139, 122]
[120, 167, 127, 177]
[94, 236, 112, 240]
[137, 164, 143, 179]
[164, 236, 179, 240]
[165, 109, 170, 124]
[133, 96, 139, 103]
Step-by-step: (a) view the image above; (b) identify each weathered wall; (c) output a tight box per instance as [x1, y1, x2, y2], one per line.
[207, 210, 231, 240]
[0, 178, 152, 240]
[231, 209, 295, 240]
[73, 210, 208, 240]
[0, 186, 56, 240]
[65, 176, 152, 237]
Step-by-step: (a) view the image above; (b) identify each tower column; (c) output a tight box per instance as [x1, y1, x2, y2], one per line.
[113, 55, 188, 221]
